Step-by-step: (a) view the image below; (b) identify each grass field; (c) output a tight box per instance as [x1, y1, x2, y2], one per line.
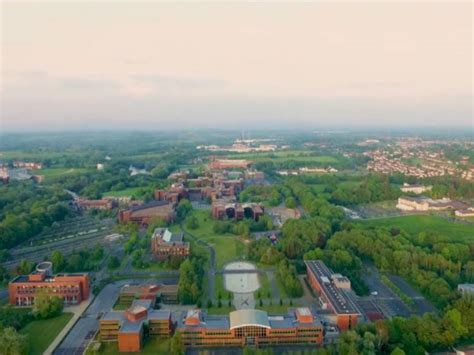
[20, 312, 73, 355]
[87, 338, 171, 355]
[227, 151, 340, 165]
[103, 186, 150, 198]
[256, 303, 290, 314]
[38, 167, 90, 178]
[256, 273, 271, 299]
[207, 305, 235, 315]
[358, 215, 474, 243]
[182, 210, 247, 268]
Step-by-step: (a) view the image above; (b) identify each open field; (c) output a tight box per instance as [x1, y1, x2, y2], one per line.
[227, 151, 340, 165]
[205, 236, 245, 269]
[38, 167, 90, 178]
[256, 303, 290, 314]
[207, 305, 235, 315]
[20, 312, 73, 355]
[357, 215, 474, 242]
[103, 186, 150, 198]
[87, 338, 171, 355]
[182, 210, 247, 268]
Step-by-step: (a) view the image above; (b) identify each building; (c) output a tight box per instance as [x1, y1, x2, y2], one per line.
[100, 299, 172, 353]
[118, 284, 179, 306]
[455, 208, 474, 217]
[212, 201, 264, 221]
[97, 163, 105, 171]
[208, 159, 252, 170]
[305, 260, 361, 330]
[0, 167, 9, 184]
[457, 284, 474, 296]
[151, 228, 190, 261]
[13, 161, 43, 170]
[396, 196, 469, 213]
[400, 183, 432, 194]
[8, 262, 90, 306]
[76, 198, 116, 211]
[177, 308, 323, 348]
[118, 200, 175, 225]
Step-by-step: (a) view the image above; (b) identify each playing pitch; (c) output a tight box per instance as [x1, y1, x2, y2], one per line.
[224, 261, 260, 293]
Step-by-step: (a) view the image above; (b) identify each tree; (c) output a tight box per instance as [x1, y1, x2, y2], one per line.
[170, 331, 184, 355]
[176, 199, 193, 220]
[0, 327, 28, 355]
[107, 256, 120, 270]
[33, 292, 64, 319]
[51, 251, 65, 272]
[16, 260, 32, 275]
[390, 347, 406, 355]
[285, 197, 297, 209]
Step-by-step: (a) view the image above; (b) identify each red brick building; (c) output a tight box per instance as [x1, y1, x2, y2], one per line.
[8, 262, 90, 306]
[100, 299, 172, 353]
[177, 308, 323, 348]
[76, 198, 116, 211]
[208, 158, 252, 170]
[150, 228, 190, 261]
[305, 260, 361, 330]
[212, 201, 264, 221]
[118, 200, 175, 225]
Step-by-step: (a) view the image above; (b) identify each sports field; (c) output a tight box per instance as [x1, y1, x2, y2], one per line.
[20, 312, 73, 355]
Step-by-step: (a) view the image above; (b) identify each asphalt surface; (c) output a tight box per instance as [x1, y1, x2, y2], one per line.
[388, 275, 436, 315]
[362, 264, 411, 318]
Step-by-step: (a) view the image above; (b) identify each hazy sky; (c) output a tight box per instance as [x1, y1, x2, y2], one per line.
[1, 1, 472, 131]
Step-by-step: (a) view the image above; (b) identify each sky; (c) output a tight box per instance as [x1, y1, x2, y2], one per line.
[1, 1, 472, 132]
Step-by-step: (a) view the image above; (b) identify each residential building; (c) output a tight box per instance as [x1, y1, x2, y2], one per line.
[400, 183, 432, 194]
[305, 260, 361, 330]
[8, 262, 90, 306]
[150, 228, 190, 261]
[396, 196, 469, 213]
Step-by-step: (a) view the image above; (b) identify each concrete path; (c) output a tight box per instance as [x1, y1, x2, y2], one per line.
[44, 295, 94, 355]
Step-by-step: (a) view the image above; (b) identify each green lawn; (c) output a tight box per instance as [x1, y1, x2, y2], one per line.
[207, 305, 235, 315]
[182, 210, 247, 268]
[205, 236, 245, 269]
[38, 167, 90, 178]
[256, 303, 290, 314]
[255, 273, 271, 299]
[357, 215, 474, 243]
[276, 278, 289, 299]
[215, 274, 228, 300]
[20, 312, 73, 355]
[103, 186, 150, 198]
[87, 337, 171, 355]
[131, 262, 172, 272]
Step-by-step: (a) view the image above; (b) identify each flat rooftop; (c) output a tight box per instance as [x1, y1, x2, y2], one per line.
[305, 260, 361, 316]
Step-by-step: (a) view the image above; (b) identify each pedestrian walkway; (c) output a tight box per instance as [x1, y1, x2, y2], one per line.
[44, 295, 94, 355]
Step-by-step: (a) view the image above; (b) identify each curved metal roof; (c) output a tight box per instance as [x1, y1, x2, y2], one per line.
[229, 309, 270, 330]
